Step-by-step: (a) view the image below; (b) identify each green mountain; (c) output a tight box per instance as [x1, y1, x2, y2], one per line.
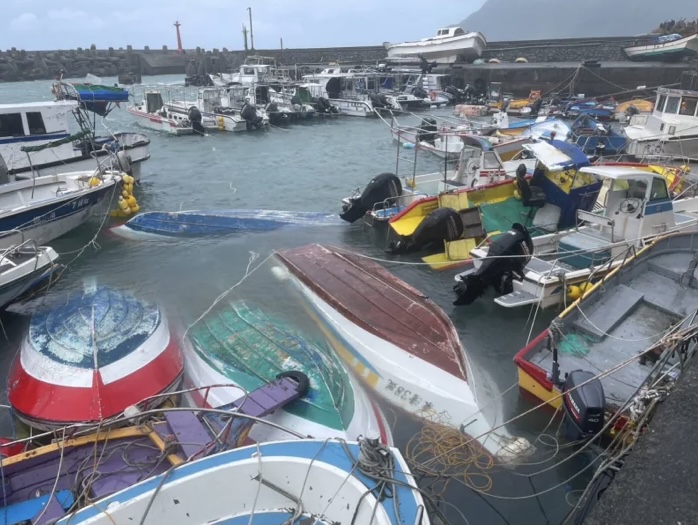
[460, 0, 697, 41]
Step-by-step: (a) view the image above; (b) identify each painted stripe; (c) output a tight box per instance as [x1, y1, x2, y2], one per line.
[645, 198, 673, 215]
[8, 334, 183, 424]
[0, 132, 70, 145]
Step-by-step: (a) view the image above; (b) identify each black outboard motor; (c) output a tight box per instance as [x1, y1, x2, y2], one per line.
[188, 106, 205, 135]
[387, 207, 464, 254]
[315, 96, 336, 114]
[529, 97, 543, 118]
[241, 102, 264, 129]
[561, 370, 605, 441]
[369, 93, 390, 109]
[453, 223, 533, 305]
[340, 173, 402, 223]
[412, 86, 428, 100]
[290, 94, 302, 108]
[417, 118, 438, 145]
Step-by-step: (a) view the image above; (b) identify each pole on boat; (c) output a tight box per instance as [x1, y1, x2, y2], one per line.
[242, 24, 249, 52]
[247, 7, 255, 51]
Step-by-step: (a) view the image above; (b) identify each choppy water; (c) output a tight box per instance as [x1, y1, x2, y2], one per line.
[0, 75, 599, 525]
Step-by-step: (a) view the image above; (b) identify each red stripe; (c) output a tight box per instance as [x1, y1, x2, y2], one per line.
[8, 336, 183, 425]
[370, 399, 390, 445]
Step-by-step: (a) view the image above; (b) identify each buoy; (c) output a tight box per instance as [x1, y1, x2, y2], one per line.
[117, 197, 131, 215]
[88, 177, 100, 188]
[122, 174, 134, 185]
[513, 189, 521, 200]
[129, 203, 140, 214]
[578, 282, 590, 293]
[217, 115, 225, 131]
[122, 190, 129, 198]
[126, 195, 138, 208]
[124, 182, 134, 195]
[567, 285, 582, 301]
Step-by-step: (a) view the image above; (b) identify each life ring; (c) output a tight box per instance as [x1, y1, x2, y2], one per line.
[429, 91, 437, 101]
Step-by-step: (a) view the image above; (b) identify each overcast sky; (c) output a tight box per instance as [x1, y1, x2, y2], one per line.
[2, 0, 486, 51]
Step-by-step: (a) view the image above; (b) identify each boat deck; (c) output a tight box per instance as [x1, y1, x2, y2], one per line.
[0, 250, 39, 274]
[277, 244, 467, 380]
[527, 251, 698, 408]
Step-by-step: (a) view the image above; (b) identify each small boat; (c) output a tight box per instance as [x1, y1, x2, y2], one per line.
[624, 86, 698, 161]
[564, 99, 616, 121]
[52, 77, 129, 117]
[384, 140, 601, 270]
[0, 168, 121, 250]
[274, 244, 533, 461]
[8, 285, 184, 429]
[514, 230, 698, 442]
[623, 33, 698, 62]
[183, 300, 393, 444]
[453, 165, 698, 309]
[0, 376, 308, 524]
[614, 99, 654, 123]
[570, 114, 627, 155]
[386, 26, 486, 64]
[126, 91, 198, 135]
[110, 209, 342, 240]
[0, 241, 59, 310]
[57, 437, 431, 525]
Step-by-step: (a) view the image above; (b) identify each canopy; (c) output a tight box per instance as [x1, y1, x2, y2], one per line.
[523, 140, 590, 171]
[21, 130, 91, 153]
[69, 83, 129, 102]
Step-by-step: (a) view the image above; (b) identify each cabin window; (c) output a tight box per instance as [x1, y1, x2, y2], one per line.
[26, 112, 47, 135]
[649, 177, 669, 201]
[624, 178, 648, 199]
[0, 113, 25, 137]
[679, 97, 698, 117]
[243, 67, 255, 75]
[665, 96, 680, 114]
[366, 78, 376, 91]
[656, 94, 667, 112]
[483, 152, 500, 169]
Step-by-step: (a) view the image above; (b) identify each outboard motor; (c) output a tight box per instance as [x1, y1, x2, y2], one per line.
[529, 97, 543, 118]
[340, 173, 402, 223]
[387, 208, 464, 254]
[417, 118, 438, 145]
[561, 370, 605, 441]
[241, 102, 264, 129]
[412, 86, 428, 100]
[315, 96, 335, 114]
[369, 93, 390, 109]
[0, 152, 9, 184]
[290, 94, 302, 110]
[453, 223, 533, 306]
[187, 106, 205, 135]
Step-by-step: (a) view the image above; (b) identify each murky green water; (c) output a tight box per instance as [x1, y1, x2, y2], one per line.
[0, 75, 598, 525]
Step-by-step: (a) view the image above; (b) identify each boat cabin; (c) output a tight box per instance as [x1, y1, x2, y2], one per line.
[0, 100, 80, 174]
[145, 91, 165, 114]
[628, 87, 698, 139]
[432, 27, 466, 39]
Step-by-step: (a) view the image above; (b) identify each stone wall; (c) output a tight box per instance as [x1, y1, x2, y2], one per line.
[481, 36, 642, 63]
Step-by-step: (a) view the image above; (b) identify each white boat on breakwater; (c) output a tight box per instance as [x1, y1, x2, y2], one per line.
[385, 27, 487, 64]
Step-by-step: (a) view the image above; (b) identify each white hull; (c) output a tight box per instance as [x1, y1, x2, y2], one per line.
[331, 98, 377, 117]
[626, 136, 698, 161]
[284, 272, 532, 461]
[387, 32, 486, 62]
[624, 33, 698, 60]
[0, 246, 58, 309]
[126, 106, 194, 136]
[180, 336, 393, 445]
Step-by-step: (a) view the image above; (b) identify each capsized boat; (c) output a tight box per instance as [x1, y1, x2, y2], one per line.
[183, 300, 392, 445]
[0, 242, 59, 310]
[386, 140, 601, 270]
[454, 165, 698, 309]
[58, 438, 430, 525]
[514, 230, 698, 442]
[623, 33, 698, 61]
[110, 209, 342, 240]
[8, 285, 184, 430]
[386, 26, 486, 64]
[0, 167, 121, 250]
[0, 376, 308, 524]
[274, 244, 533, 461]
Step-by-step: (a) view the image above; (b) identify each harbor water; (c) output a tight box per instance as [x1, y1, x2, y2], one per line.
[0, 75, 599, 525]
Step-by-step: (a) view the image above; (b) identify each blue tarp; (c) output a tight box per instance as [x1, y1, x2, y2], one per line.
[70, 83, 129, 102]
[548, 140, 590, 168]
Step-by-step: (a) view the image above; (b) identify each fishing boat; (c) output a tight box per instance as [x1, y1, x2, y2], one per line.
[110, 209, 342, 240]
[514, 230, 698, 443]
[624, 86, 698, 161]
[614, 99, 654, 123]
[273, 244, 533, 461]
[0, 167, 121, 250]
[7, 285, 184, 430]
[570, 114, 627, 155]
[623, 33, 698, 61]
[453, 165, 698, 309]
[57, 437, 431, 525]
[126, 91, 198, 135]
[384, 141, 601, 270]
[0, 98, 148, 180]
[386, 26, 486, 64]
[182, 300, 393, 444]
[0, 376, 308, 524]
[0, 241, 59, 310]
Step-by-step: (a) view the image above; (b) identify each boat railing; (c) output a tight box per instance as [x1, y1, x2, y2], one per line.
[0, 237, 40, 264]
[577, 209, 616, 241]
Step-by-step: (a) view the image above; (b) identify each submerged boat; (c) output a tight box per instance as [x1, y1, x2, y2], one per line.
[386, 26, 486, 64]
[0, 241, 59, 310]
[624, 86, 698, 161]
[0, 376, 308, 524]
[514, 230, 698, 442]
[385, 140, 601, 270]
[110, 209, 342, 240]
[453, 165, 698, 309]
[274, 244, 533, 461]
[183, 300, 392, 444]
[0, 167, 121, 250]
[623, 33, 698, 61]
[58, 438, 430, 525]
[8, 285, 183, 429]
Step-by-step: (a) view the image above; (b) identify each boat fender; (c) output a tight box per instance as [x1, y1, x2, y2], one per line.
[429, 91, 437, 101]
[122, 174, 135, 185]
[217, 115, 225, 130]
[340, 172, 402, 223]
[88, 177, 101, 188]
[116, 151, 132, 175]
[117, 196, 131, 215]
[276, 370, 310, 397]
[453, 223, 533, 306]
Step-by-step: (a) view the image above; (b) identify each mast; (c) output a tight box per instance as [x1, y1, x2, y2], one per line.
[247, 7, 255, 51]
[242, 24, 249, 51]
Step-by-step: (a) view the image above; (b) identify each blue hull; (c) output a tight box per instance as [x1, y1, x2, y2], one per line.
[121, 210, 342, 237]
